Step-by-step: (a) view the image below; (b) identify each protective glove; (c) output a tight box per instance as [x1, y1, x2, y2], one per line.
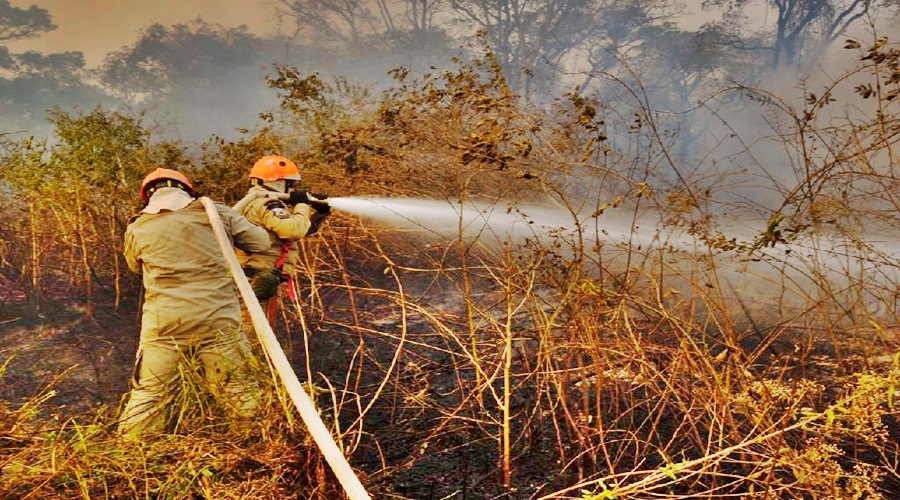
[287, 191, 310, 205]
[287, 191, 329, 205]
[249, 267, 281, 300]
[308, 199, 331, 215]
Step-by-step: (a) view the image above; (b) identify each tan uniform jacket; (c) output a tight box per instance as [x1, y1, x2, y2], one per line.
[124, 199, 269, 345]
[235, 188, 315, 276]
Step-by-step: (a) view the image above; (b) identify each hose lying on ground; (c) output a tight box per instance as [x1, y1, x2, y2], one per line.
[200, 196, 371, 500]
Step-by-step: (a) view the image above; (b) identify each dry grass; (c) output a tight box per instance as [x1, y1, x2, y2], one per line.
[283, 215, 900, 499]
[0, 354, 351, 499]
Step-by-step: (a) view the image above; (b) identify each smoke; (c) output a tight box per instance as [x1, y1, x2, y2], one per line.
[5, 3, 897, 260]
[329, 195, 898, 320]
[140, 61, 280, 143]
[5, 1, 888, 148]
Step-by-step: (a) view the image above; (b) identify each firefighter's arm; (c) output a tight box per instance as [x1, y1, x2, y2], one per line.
[260, 200, 312, 241]
[305, 206, 329, 236]
[123, 226, 141, 274]
[286, 192, 330, 236]
[218, 203, 270, 253]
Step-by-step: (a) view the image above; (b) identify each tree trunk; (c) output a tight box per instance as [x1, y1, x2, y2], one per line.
[26, 202, 42, 318]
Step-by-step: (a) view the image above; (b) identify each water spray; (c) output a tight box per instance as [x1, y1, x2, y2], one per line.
[236, 189, 899, 321]
[242, 192, 899, 275]
[327, 195, 898, 317]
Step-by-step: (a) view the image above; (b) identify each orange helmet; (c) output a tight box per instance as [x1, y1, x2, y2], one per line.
[249, 155, 301, 182]
[139, 167, 194, 202]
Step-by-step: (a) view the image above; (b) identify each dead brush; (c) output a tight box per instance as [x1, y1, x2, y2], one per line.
[227, 38, 900, 497]
[273, 194, 900, 499]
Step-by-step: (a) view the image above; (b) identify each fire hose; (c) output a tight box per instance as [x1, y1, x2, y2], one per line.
[232, 190, 285, 212]
[200, 197, 370, 500]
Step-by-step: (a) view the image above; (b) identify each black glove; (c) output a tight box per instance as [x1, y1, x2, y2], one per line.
[309, 199, 331, 215]
[287, 191, 311, 205]
[249, 267, 281, 300]
[287, 191, 329, 205]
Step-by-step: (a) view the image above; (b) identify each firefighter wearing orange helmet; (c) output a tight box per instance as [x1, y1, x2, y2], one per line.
[235, 155, 331, 331]
[118, 168, 270, 437]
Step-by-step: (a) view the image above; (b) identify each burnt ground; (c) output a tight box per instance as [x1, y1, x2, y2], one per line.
[7, 268, 896, 499]
[0, 273, 562, 499]
[0, 291, 139, 418]
[278, 272, 566, 499]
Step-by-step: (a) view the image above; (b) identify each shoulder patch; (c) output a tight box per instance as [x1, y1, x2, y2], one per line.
[264, 200, 291, 219]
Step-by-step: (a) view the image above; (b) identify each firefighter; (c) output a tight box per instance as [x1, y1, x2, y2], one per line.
[118, 168, 270, 438]
[235, 155, 330, 333]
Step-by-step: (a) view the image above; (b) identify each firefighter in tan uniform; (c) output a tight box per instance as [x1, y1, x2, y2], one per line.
[118, 168, 270, 438]
[235, 155, 330, 334]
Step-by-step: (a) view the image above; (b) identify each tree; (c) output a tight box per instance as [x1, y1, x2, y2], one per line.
[406, 0, 444, 31]
[446, 0, 603, 97]
[0, 0, 54, 42]
[274, 0, 393, 48]
[0, 51, 110, 136]
[98, 20, 263, 101]
[629, 26, 746, 160]
[1, 107, 179, 315]
[271, 0, 457, 79]
[0, 2, 109, 136]
[704, 0, 876, 72]
[568, 0, 685, 92]
[97, 20, 274, 141]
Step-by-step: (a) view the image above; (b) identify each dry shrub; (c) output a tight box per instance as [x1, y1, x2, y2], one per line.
[0, 355, 350, 499]
[263, 40, 900, 498]
[280, 217, 900, 498]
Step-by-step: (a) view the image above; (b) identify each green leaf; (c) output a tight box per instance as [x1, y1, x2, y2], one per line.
[662, 462, 677, 480]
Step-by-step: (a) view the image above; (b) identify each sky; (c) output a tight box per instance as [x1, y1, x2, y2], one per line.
[6, 0, 721, 69]
[6, 0, 275, 67]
